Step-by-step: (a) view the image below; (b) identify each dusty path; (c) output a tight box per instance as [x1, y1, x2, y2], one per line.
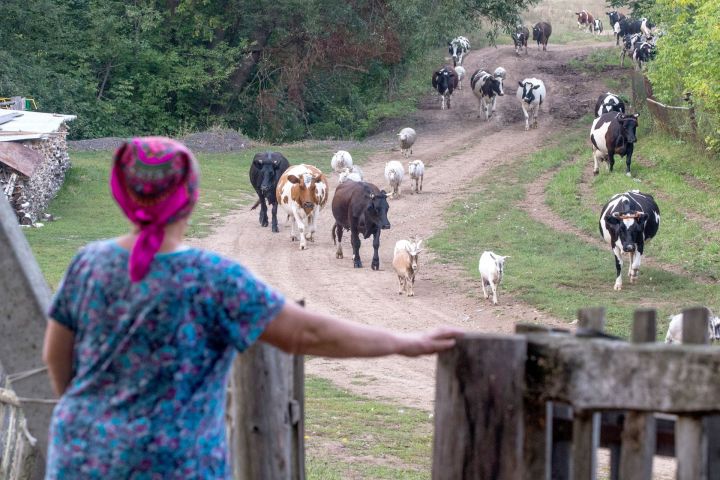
[190, 41, 619, 410]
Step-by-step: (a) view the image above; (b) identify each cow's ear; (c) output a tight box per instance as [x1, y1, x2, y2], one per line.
[287, 174, 300, 184]
[604, 214, 621, 226]
[533, 84, 541, 90]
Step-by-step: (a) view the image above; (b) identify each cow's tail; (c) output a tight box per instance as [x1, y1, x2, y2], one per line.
[250, 200, 260, 210]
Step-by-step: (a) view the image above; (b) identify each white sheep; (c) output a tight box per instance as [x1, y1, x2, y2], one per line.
[338, 165, 364, 183]
[331, 150, 353, 173]
[478, 251, 509, 305]
[454, 66, 466, 90]
[408, 159, 424, 194]
[665, 308, 720, 344]
[392, 238, 423, 297]
[397, 128, 416, 158]
[384, 160, 404, 198]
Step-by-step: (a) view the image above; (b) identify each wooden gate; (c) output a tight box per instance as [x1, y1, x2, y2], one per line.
[433, 306, 719, 479]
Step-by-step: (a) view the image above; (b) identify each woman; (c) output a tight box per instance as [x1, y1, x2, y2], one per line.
[42, 137, 459, 479]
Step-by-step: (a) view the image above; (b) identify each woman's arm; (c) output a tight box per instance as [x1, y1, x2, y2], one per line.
[259, 301, 460, 357]
[42, 319, 75, 396]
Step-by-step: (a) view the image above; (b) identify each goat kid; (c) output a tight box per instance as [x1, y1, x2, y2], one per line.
[393, 239, 423, 297]
[479, 251, 509, 305]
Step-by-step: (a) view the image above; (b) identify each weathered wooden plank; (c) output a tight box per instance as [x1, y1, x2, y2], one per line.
[552, 403, 572, 480]
[291, 354, 305, 480]
[619, 309, 657, 480]
[433, 334, 526, 480]
[231, 343, 294, 480]
[676, 307, 709, 480]
[571, 410, 599, 480]
[522, 397, 550, 480]
[525, 335, 720, 412]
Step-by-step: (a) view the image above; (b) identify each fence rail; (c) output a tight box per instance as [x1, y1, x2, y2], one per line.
[433, 306, 719, 480]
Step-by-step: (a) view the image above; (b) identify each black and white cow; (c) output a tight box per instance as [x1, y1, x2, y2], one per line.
[632, 41, 656, 70]
[590, 112, 639, 176]
[448, 36, 470, 67]
[595, 92, 626, 117]
[471, 68, 505, 120]
[614, 18, 642, 45]
[512, 25, 530, 55]
[620, 33, 645, 66]
[599, 190, 660, 290]
[249, 151, 290, 232]
[432, 66, 459, 110]
[593, 19, 603, 34]
[517, 78, 546, 130]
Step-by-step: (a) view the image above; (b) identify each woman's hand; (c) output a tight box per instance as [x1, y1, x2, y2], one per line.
[395, 328, 463, 357]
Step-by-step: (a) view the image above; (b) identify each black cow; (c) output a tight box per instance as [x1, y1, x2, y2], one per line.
[595, 92, 626, 117]
[331, 181, 390, 270]
[432, 66, 458, 110]
[532, 22, 552, 51]
[599, 190, 660, 290]
[512, 25, 529, 55]
[249, 151, 290, 232]
[590, 112, 639, 176]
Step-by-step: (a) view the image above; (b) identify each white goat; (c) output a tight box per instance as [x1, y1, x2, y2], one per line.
[454, 66, 466, 90]
[331, 150, 353, 173]
[392, 238, 423, 297]
[478, 251, 509, 305]
[398, 127, 416, 158]
[408, 159, 424, 194]
[338, 165, 364, 183]
[384, 160, 404, 198]
[665, 308, 720, 344]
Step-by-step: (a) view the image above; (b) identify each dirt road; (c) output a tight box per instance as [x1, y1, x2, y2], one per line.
[190, 41, 617, 410]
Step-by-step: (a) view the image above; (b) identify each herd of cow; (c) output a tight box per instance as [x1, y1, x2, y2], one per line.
[247, 12, 667, 307]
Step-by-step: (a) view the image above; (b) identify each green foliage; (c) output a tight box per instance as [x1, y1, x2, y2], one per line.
[0, 0, 538, 142]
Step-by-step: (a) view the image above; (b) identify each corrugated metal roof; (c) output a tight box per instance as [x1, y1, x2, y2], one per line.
[0, 142, 44, 177]
[0, 111, 76, 142]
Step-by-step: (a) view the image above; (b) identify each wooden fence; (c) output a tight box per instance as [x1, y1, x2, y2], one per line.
[432, 306, 720, 480]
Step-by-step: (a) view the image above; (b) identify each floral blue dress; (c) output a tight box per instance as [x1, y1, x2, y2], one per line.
[46, 240, 285, 479]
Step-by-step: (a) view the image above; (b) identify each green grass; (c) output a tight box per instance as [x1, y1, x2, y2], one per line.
[429, 126, 720, 338]
[305, 376, 433, 479]
[24, 144, 374, 288]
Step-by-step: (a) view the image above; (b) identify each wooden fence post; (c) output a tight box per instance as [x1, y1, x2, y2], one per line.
[619, 309, 657, 480]
[571, 307, 605, 480]
[676, 307, 709, 480]
[433, 334, 526, 480]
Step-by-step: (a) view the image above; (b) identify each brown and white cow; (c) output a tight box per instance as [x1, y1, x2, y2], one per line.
[276, 164, 328, 250]
[575, 10, 595, 32]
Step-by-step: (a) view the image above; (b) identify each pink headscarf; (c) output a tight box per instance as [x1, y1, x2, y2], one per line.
[110, 137, 199, 282]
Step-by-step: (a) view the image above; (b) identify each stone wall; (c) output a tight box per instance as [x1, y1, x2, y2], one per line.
[0, 124, 72, 225]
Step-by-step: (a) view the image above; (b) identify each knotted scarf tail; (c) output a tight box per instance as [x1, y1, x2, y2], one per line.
[129, 225, 165, 282]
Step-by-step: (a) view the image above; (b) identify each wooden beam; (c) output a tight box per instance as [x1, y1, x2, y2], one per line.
[619, 309, 657, 480]
[525, 335, 720, 412]
[433, 334, 526, 480]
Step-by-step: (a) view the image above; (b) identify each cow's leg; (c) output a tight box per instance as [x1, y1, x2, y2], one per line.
[309, 208, 320, 242]
[371, 228, 381, 271]
[613, 247, 624, 290]
[592, 148, 602, 175]
[532, 104, 539, 129]
[630, 246, 643, 283]
[491, 95, 497, 113]
[291, 206, 307, 249]
[351, 228, 362, 268]
[521, 104, 530, 131]
[608, 153, 616, 172]
[259, 197, 269, 227]
[625, 146, 633, 177]
[334, 224, 344, 259]
[270, 201, 279, 233]
[441, 94, 446, 110]
[419, 175, 423, 192]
